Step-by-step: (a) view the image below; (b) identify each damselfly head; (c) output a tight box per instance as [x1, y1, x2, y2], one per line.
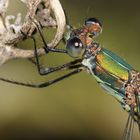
[85, 18, 102, 37]
[66, 37, 85, 58]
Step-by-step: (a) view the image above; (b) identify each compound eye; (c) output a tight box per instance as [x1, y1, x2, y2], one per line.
[66, 37, 85, 58]
[85, 18, 102, 27]
[85, 18, 102, 37]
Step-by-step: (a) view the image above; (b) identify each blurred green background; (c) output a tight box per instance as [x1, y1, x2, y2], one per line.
[0, 0, 140, 140]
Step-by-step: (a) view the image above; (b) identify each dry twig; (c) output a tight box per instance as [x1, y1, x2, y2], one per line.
[0, 0, 66, 66]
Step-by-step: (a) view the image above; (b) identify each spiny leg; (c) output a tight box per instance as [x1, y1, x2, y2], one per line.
[20, 30, 71, 76]
[127, 109, 134, 140]
[0, 18, 83, 87]
[31, 35, 82, 75]
[0, 32, 83, 87]
[28, 19, 77, 74]
[122, 107, 134, 140]
[122, 111, 131, 140]
[28, 56, 82, 76]
[27, 20, 74, 75]
[31, 19, 67, 53]
[0, 29, 83, 87]
[0, 68, 83, 88]
[0, 35, 83, 87]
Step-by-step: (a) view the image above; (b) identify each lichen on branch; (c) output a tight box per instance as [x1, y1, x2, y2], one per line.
[0, 0, 66, 65]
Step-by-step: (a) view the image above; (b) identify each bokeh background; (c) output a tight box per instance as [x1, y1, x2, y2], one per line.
[0, 0, 140, 140]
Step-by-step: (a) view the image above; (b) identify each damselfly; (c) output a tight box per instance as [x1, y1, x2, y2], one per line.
[0, 18, 140, 140]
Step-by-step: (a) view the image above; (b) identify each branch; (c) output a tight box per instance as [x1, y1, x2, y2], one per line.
[0, 0, 66, 66]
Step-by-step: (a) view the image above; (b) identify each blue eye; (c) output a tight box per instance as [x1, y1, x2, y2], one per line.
[66, 37, 85, 58]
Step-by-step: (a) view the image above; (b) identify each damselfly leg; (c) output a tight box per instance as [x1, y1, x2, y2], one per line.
[0, 41, 83, 87]
[0, 21, 83, 88]
[0, 68, 82, 88]
[31, 19, 67, 54]
[29, 57, 82, 76]
[122, 107, 134, 140]
[30, 34, 82, 75]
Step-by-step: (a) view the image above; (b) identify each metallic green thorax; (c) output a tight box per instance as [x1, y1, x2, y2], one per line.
[82, 46, 133, 99]
[96, 48, 133, 81]
[94, 48, 133, 90]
